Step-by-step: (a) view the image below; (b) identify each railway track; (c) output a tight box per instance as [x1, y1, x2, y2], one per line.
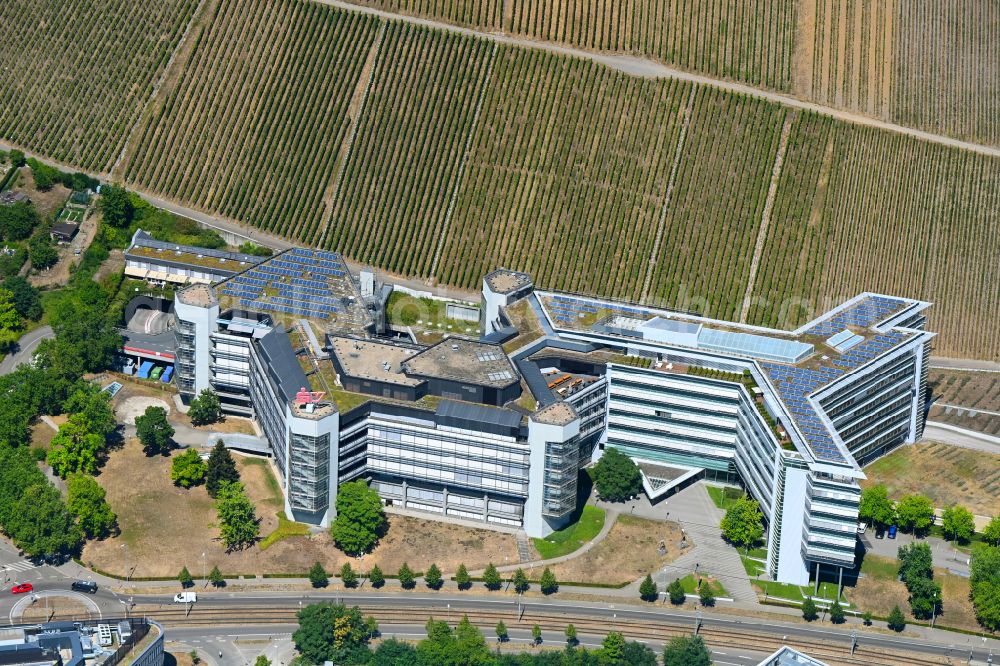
[132, 604, 964, 666]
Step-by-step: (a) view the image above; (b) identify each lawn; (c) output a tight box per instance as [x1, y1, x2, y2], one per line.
[385, 292, 480, 341]
[531, 505, 606, 560]
[525, 514, 684, 585]
[679, 573, 727, 598]
[862, 441, 1000, 516]
[706, 485, 745, 510]
[754, 579, 846, 605]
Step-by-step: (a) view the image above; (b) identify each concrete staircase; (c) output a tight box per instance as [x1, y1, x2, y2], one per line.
[516, 531, 532, 563]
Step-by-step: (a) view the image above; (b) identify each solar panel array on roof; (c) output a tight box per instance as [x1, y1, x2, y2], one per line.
[698, 328, 814, 363]
[223, 249, 352, 321]
[545, 294, 655, 327]
[805, 296, 908, 336]
[761, 362, 847, 464]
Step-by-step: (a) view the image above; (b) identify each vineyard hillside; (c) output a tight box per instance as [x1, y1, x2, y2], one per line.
[0, 0, 999, 360]
[123, 0, 381, 238]
[0, 0, 199, 171]
[343, 0, 1000, 148]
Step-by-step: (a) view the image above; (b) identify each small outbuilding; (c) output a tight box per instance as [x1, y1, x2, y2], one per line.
[50, 222, 79, 243]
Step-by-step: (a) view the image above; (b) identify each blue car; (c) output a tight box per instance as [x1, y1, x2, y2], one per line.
[888, 525, 898, 539]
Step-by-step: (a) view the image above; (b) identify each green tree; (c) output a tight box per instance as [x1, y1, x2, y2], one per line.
[205, 439, 239, 497]
[0, 288, 21, 350]
[720, 496, 764, 548]
[365, 616, 378, 639]
[425, 563, 443, 590]
[188, 388, 222, 426]
[178, 566, 193, 588]
[941, 504, 975, 543]
[28, 234, 58, 270]
[531, 624, 542, 645]
[859, 484, 896, 528]
[8, 149, 24, 167]
[699, 583, 715, 607]
[215, 481, 259, 551]
[971, 546, 1000, 630]
[66, 474, 116, 538]
[99, 185, 134, 228]
[639, 573, 658, 601]
[417, 616, 492, 666]
[887, 605, 906, 632]
[47, 414, 105, 478]
[455, 563, 471, 590]
[171, 449, 207, 488]
[483, 563, 501, 591]
[398, 562, 415, 589]
[663, 634, 712, 666]
[7, 483, 82, 558]
[593, 447, 642, 502]
[908, 576, 942, 619]
[370, 639, 416, 665]
[667, 578, 685, 605]
[895, 494, 935, 534]
[564, 624, 577, 647]
[1, 277, 39, 321]
[512, 567, 528, 593]
[495, 620, 507, 642]
[862, 610, 873, 626]
[63, 385, 116, 437]
[309, 561, 328, 588]
[0, 202, 39, 241]
[340, 562, 357, 588]
[982, 516, 1000, 546]
[540, 567, 558, 595]
[622, 641, 658, 666]
[368, 564, 385, 589]
[36, 281, 120, 377]
[208, 565, 224, 587]
[600, 631, 626, 663]
[135, 406, 174, 456]
[330, 480, 385, 555]
[898, 542, 933, 585]
[253, 657, 270, 666]
[801, 597, 818, 621]
[293, 602, 371, 665]
[829, 600, 845, 624]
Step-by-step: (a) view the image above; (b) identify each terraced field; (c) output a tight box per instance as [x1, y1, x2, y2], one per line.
[927, 369, 1000, 436]
[0, 0, 199, 171]
[124, 0, 380, 238]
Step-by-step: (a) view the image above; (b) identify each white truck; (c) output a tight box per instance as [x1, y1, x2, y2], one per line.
[173, 592, 197, 603]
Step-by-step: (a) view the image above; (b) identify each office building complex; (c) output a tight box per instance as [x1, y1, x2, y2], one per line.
[172, 248, 932, 585]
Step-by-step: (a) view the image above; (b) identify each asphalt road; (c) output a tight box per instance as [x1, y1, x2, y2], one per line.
[0, 325, 52, 374]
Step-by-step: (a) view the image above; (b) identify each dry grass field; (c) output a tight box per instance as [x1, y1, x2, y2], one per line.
[82, 437, 518, 578]
[927, 369, 1000, 436]
[523, 515, 683, 585]
[860, 442, 1000, 517]
[848, 555, 980, 633]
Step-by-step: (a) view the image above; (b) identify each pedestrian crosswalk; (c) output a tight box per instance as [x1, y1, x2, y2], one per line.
[1, 561, 38, 573]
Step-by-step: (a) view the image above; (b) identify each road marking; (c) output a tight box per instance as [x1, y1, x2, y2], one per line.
[8, 590, 102, 624]
[2, 561, 38, 573]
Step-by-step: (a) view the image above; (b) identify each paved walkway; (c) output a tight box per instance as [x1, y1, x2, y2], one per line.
[648, 484, 760, 605]
[861, 530, 971, 577]
[929, 357, 1000, 373]
[471, 506, 621, 576]
[922, 422, 1000, 453]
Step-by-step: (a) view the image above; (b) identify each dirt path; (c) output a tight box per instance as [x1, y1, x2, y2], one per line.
[740, 113, 795, 322]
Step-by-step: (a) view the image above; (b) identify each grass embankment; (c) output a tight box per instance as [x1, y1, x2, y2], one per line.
[679, 573, 727, 597]
[260, 512, 310, 550]
[531, 505, 606, 560]
[706, 485, 745, 510]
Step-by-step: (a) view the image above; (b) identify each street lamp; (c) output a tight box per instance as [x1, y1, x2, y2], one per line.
[121, 544, 129, 582]
[202, 552, 207, 587]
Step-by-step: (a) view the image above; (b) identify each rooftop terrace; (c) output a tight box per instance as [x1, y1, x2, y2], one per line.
[329, 336, 423, 387]
[403, 338, 519, 388]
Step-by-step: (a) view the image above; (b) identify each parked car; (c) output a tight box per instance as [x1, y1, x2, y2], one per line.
[875, 527, 886, 539]
[173, 592, 197, 604]
[71, 580, 98, 594]
[857, 522, 868, 534]
[888, 525, 898, 539]
[11, 583, 33, 594]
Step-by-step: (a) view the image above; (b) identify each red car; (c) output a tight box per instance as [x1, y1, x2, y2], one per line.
[11, 583, 33, 594]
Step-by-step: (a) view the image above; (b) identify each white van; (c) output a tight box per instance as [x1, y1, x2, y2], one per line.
[173, 592, 197, 603]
